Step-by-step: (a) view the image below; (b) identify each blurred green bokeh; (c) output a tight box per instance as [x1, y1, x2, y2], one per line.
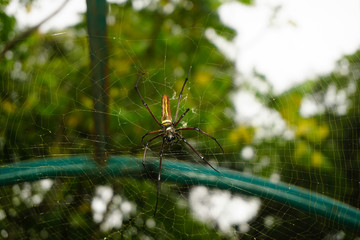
[0, 0, 359, 239]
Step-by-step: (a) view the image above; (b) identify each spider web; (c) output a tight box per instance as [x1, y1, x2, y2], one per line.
[1, 0, 360, 239]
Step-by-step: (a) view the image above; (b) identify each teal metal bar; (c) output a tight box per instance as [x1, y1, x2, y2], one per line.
[0, 156, 359, 232]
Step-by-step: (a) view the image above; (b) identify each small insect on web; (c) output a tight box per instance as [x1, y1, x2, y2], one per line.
[135, 66, 224, 216]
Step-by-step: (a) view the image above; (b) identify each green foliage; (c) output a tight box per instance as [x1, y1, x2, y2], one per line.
[253, 53, 360, 213]
[0, 11, 15, 42]
[0, 0, 235, 239]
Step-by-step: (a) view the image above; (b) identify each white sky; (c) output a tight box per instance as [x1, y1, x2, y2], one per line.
[6, 0, 86, 32]
[217, 0, 360, 93]
[206, 0, 360, 133]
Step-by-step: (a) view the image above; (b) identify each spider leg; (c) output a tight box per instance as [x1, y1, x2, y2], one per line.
[142, 133, 163, 170]
[154, 137, 166, 217]
[141, 129, 163, 143]
[176, 133, 220, 173]
[176, 127, 224, 153]
[135, 73, 162, 126]
[174, 66, 192, 123]
[174, 108, 190, 127]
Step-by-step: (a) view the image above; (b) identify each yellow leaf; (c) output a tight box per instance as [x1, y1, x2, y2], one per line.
[311, 151, 323, 168]
[296, 118, 315, 137]
[23, 93, 38, 110]
[67, 115, 80, 128]
[296, 118, 329, 142]
[80, 96, 93, 109]
[317, 124, 329, 140]
[2, 101, 16, 114]
[294, 141, 308, 159]
[195, 71, 212, 86]
[229, 126, 253, 144]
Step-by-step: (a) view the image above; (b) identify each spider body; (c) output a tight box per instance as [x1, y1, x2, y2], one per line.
[164, 125, 176, 142]
[135, 66, 223, 216]
[161, 94, 177, 142]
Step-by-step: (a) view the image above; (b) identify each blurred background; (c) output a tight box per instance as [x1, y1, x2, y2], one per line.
[1, 0, 360, 239]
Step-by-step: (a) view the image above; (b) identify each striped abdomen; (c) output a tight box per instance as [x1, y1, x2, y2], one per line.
[161, 94, 172, 126]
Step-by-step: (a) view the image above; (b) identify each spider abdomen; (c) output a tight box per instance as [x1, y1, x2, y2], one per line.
[161, 94, 172, 126]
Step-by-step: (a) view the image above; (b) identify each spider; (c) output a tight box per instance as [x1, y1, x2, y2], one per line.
[135, 66, 224, 215]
